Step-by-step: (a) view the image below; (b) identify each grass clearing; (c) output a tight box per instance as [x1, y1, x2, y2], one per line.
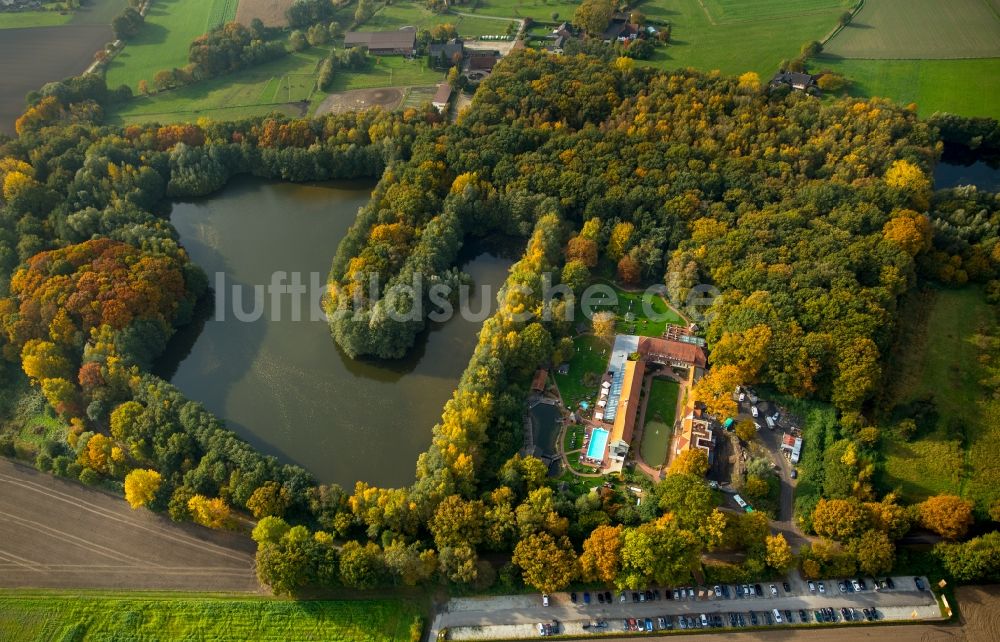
[589, 284, 685, 338]
[823, 0, 1000, 59]
[105, 0, 241, 90]
[814, 56, 1000, 121]
[0, 592, 425, 641]
[880, 287, 1000, 514]
[640, 378, 679, 467]
[554, 334, 610, 410]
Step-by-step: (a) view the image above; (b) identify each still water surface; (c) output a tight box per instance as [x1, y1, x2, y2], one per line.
[162, 178, 511, 487]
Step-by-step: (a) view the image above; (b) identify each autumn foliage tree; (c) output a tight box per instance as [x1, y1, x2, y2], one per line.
[512, 531, 578, 593]
[669, 448, 709, 477]
[124, 469, 162, 509]
[579, 524, 623, 583]
[918, 494, 974, 540]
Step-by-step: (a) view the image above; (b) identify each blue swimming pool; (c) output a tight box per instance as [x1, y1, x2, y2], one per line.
[586, 428, 610, 460]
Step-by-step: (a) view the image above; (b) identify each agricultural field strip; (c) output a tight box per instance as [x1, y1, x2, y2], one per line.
[0, 470, 249, 563]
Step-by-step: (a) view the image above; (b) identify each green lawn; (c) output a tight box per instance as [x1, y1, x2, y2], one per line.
[0, 592, 425, 642]
[814, 56, 1000, 121]
[105, 0, 240, 90]
[328, 55, 444, 91]
[554, 334, 610, 410]
[633, 0, 852, 77]
[562, 422, 584, 454]
[463, 0, 581, 21]
[823, 0, 1000, 59]
[588, 284, 685, 338]
[0, 9, 71, 29]
[639, 378, 679, 467]
[881, 287, 1000, 513]
[355, 1, 518, 39]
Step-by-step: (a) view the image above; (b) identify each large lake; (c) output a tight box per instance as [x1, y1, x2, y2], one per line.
[161, 178, 512, 488]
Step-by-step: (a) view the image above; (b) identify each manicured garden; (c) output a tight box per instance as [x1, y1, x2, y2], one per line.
[639, 378, 679, 468]
[0, 592, 425, 642]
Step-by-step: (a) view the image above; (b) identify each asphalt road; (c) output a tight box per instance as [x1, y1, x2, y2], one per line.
[0, 458, 259, 591]
[436, 577, 938, 630]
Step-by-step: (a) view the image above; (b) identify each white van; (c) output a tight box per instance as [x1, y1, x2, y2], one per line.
[734, 494, 748, 509]
[772, 608, 783, 623]
[765, 416, 776, 430]
[700, 614, 709, 627]
[751, 406, 759, 417]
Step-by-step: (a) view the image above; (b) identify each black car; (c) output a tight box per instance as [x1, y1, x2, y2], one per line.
[782, 581, 791, 593]
[799, 609, 807, 622]
[754, 583, 764, 597]
[645, 590, 654, 601]
[721, 584, 730, 599]
[665, 588, 673, 600]
[597, 592, 605, 604]
[764, 612, 773, 625]
[915, 577, 926, 591]
[749, 612, 758, 626]
[604, 591, 612, 603]
[886, 577, 895, 589]
[654, 589, 661, 600]
[632, 591, 640, 602]
[784, 609, 793, 623]
[570, 592, 577, 603]
[858, 578, 867, 591]
[738, 613, 746, 627]
[841, 607, 851, 621]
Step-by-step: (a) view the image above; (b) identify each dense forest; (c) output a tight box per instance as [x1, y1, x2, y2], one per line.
[0, 50, 999, 593]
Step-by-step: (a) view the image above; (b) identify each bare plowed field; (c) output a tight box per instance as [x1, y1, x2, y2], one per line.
[235, 0, 295, 27]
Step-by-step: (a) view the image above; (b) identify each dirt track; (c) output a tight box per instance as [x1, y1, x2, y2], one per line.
[315, 87, 406, 115]
[0, 458, 259, 592]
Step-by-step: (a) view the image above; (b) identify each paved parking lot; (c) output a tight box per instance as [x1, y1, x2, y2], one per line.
[436, 576, 942, 640]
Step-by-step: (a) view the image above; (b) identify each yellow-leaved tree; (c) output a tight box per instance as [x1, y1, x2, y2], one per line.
[124, 469, 162, 509]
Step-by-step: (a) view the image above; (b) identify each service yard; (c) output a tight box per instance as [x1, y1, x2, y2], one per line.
[436, 576, 942, 640]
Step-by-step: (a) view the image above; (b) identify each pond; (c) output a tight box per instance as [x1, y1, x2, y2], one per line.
[935, 145, 1000, 191]
[159, 178, 513, 488]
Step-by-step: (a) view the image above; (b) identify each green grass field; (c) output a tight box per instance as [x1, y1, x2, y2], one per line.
[329, 56, 443, 91]
[0, 592, 425, 642]
[0, 9, 71, 29]
[554, 334, 610, 409]
[881, 288, 1000, 513]
[463, 0, 581, 21]
[105, 0, 241, 90]
[824, 0, 1000, 59]
[639, 378, 679, 467]
[634, 0, 852, 76]
[355, 1, 518, 38]
[815, 56, 1000, 121]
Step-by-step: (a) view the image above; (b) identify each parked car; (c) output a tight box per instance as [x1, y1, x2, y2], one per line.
[790, 469, 798, 479]
[714, 585, 722, 597]
[583, 591, 591, 604]
[782, 581, 791, 592]
[645, 618, 654, 632]
[772, 609, 783, 624]
[570, 592, 577, 603]
[818, 581, 826, 594]
[739, 393, 746, 402]
[858, 578, 867, 591]
[915, 577, 926, 591]
[688, 587, 695, 599]
[751, 406, 759, 417]
[700, 614, 709, 627]
[814, 611, 823, 623]
[632, 591, 640, 602]
[799, 609, 808, 621]
[770, 584, 778, 597]
[658, 616, 667, 629]
[754, 583, 764, 597]
[841, 607, 851, 621]
[597, 592, 604, 604]
[749, 612, 758, 626]
[645, 590, 654, 601]
[542, 594, 549, 607]
[852, 579, 862, 592]
[638, 591, 645, 602]
[808, 580, 816, 593]
[620, 591, 627, 603]
[785, 609, 793, 622]
[672, 589, 680, 600]
[605, 591, 612, 603]
[886, 577, 895, 589]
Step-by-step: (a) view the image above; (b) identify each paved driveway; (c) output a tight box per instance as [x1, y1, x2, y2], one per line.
[0, 458, 259, 591]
